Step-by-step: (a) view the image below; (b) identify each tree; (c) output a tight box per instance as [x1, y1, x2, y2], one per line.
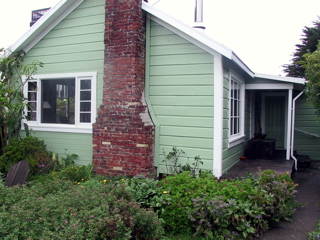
[302, 43, 320, 116]
[283, 18, 320, 77]
[0, 48, 43, 154]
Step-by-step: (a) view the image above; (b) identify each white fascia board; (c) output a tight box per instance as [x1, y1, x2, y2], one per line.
[231, 52, 255, 78]
[142, 2, 232, 58]
[9, 0, 84, 53]
[246, 83, 293, 90]
[255, 73, 306, 85]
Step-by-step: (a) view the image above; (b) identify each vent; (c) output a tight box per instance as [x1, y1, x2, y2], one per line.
[194, 0, 205, 30]
[30, 8, 51, 27]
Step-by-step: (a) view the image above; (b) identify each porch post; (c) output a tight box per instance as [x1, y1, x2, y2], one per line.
[286, 89, 293, 160]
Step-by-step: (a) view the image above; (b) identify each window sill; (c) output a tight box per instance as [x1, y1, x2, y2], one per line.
[23, 123, 93, 134]
[228, 135, 245, 148]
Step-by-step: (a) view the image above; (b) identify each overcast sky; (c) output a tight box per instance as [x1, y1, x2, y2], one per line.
[1, 0, 320, 76]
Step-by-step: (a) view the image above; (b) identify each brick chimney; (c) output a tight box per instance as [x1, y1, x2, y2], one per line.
[92, 0, 155, 176]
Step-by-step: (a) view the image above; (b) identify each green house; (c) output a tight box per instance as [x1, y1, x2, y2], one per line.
[8, 0, 320, 177]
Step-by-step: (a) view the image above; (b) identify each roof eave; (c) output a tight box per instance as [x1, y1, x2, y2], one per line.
[142, 2, 256, 77]
[255, 73, 306, 85]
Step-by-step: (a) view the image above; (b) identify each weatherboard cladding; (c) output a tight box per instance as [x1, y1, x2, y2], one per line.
[294, 94, 320, 160]
[147, 20, 214, 173]
[22, 0, 105, 165]
[221, 69, 251, 174]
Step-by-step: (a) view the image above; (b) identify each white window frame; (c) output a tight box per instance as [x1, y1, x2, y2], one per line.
[228, 70, 245, 148]
[23, 72, 97, 134]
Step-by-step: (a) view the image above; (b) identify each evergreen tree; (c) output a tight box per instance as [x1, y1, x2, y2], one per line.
[283, 18, 320, 77]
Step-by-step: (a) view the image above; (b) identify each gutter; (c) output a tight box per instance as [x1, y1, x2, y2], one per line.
[290, 90, 304, 170]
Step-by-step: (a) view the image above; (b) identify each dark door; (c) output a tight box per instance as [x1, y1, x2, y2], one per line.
[265, 96, 285, 149]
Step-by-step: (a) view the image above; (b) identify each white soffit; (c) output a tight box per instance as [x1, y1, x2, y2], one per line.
[10, 0, 84, 53]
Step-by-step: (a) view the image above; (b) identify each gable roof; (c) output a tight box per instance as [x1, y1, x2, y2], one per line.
[142, 2, 254, 78]
[10, 0, 84, 53]
[142, 2, 306, 85]
[8, 0, 305, 85]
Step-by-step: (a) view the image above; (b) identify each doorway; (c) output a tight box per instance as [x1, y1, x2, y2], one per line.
[262, 93, 287, 149]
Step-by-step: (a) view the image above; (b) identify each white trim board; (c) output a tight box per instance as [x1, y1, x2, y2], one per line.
[213, 54, 224, 177]
[246, 83, 293, 90]
[255, 73, 306, 85]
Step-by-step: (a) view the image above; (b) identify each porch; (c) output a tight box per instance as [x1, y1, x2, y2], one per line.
[224, 156, 295, 178]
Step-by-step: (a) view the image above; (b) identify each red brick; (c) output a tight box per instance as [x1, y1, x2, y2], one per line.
[92, 0, 155, 176]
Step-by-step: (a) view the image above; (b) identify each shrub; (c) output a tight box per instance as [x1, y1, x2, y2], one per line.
[158, 172, 260, 232]
[308, 219, 320, 239]
[158, 170, 298, 238]
[0, 136, 52, 176]
[257, 170, 299, 223]
[50, 164, 93, 183]
[0, 184, 164, 239]
[52, 151, 78, 171]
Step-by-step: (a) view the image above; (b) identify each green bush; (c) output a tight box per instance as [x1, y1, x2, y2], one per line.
[157, 172, 260, 233]
[0, 183, 164, 239]
[0, 136, 52, 176]
[157, 170, 298, 239]
[257, 170, 299, 223]
[308, 219, 320, 239]
[52, 151, 78, 171]
[51, 164, 94, 183]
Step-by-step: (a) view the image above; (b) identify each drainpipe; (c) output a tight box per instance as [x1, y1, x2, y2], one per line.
[291, 90, 304, 170]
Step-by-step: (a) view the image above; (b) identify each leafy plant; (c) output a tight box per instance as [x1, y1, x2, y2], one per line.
[157, 170, 298, 238]
[302, 43, 320, 116]
[51, 164, 93, 183]
[162, 147, 185, 175]
[0, 136, 52, 176]
[308, 219, 320, 239]
[0, 49, 43, 153]
[0, 183, 164, 239]
[161, 147, 203, 177]
[52, 150, 78, 172]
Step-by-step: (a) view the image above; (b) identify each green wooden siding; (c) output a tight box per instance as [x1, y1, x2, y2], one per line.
[146, 20, 214, 173]
[21, 0, 105, 165]
[222, 69, 251, 173]
[21, 132, 92, 166]
[295, 94, 320, 160]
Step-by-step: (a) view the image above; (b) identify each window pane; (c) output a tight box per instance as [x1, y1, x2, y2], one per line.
[81, 80, 91, 90]
[80, 102, 91, 111]
[41, 78, 75, 124]
[28, 112, 37, 121]
[28, 82, 37, 91]
[28, 92, 37, 101]
[234, 118, 239, 134]
[80, 113, 91, 123]
[230, 77, 243, 137]
[80, 91, 91, 101]
[28, 102, 37, 111]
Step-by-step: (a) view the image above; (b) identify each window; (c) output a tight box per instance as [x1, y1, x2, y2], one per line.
[23, 72, 97, 133]
[229, 72, 245, 147]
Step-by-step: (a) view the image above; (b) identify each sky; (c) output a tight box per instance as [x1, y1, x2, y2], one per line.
[0, 0, 320, 76]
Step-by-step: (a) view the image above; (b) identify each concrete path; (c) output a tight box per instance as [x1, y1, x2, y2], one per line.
[260, 164, 320, 239]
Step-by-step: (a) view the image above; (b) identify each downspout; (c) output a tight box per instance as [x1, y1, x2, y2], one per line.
[290, 90, 304, 170]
